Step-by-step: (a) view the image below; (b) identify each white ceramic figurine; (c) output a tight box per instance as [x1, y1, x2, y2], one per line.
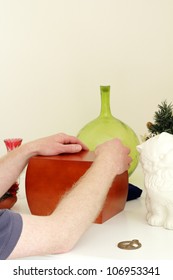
[137, 132, 173, 230]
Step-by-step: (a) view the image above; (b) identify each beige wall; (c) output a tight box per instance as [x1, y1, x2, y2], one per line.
[0, 0, 173, 179]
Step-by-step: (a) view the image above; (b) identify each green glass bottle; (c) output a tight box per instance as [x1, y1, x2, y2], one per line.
[77, 85, 140, 176]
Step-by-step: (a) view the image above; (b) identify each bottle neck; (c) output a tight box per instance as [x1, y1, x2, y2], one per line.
[99, 86, 112, 117]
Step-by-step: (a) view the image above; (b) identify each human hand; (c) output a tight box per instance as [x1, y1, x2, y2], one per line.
[95, 138, 132, 175]
[27, 133, 88, 157]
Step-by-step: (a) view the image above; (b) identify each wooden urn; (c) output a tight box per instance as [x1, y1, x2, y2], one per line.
[25, 151, 128, 224]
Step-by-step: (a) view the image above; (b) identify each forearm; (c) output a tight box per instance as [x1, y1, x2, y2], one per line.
[50, 156, 116, 252]
[0, 143, 37, 196]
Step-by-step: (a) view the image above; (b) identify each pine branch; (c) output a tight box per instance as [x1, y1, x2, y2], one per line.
[146, 100, 173, 138]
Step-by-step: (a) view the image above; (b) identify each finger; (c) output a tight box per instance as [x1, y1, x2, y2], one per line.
[63, 135, 88, 150]
[61, 144, 83, 154]
[76, 140, 88, 150]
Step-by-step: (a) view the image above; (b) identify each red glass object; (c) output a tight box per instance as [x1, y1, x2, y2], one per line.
[4, 138, 23, 151]
[0, 138, 23, 209]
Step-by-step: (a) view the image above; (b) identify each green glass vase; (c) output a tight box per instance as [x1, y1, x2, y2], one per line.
[77, 85, 140, 176]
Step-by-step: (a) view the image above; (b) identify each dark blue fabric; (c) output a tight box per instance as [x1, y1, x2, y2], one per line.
[127, 183, 143, 201]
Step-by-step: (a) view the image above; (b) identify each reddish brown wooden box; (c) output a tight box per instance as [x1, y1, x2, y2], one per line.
[25, 151, 128, 224]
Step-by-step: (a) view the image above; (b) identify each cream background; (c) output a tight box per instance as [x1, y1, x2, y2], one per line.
[0, 0, 173, 183]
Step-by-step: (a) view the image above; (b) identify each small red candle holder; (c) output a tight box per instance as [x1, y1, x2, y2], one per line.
[4, 138, 23, 151]
[0, 138, 23, 209]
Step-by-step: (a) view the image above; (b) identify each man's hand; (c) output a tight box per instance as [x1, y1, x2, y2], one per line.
[95, 138, 132, 175]
[27, 133, 88, 157]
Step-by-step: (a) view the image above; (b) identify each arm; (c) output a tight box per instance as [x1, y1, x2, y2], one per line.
[8, 138, 131, 259]
[0, 133, 87, 197]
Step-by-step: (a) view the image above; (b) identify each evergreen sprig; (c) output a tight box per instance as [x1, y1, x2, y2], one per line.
[146, 100, 173, 139]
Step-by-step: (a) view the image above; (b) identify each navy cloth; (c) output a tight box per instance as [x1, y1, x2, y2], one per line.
[127, 183, 142, 201]
[0, 209, 23, 260]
